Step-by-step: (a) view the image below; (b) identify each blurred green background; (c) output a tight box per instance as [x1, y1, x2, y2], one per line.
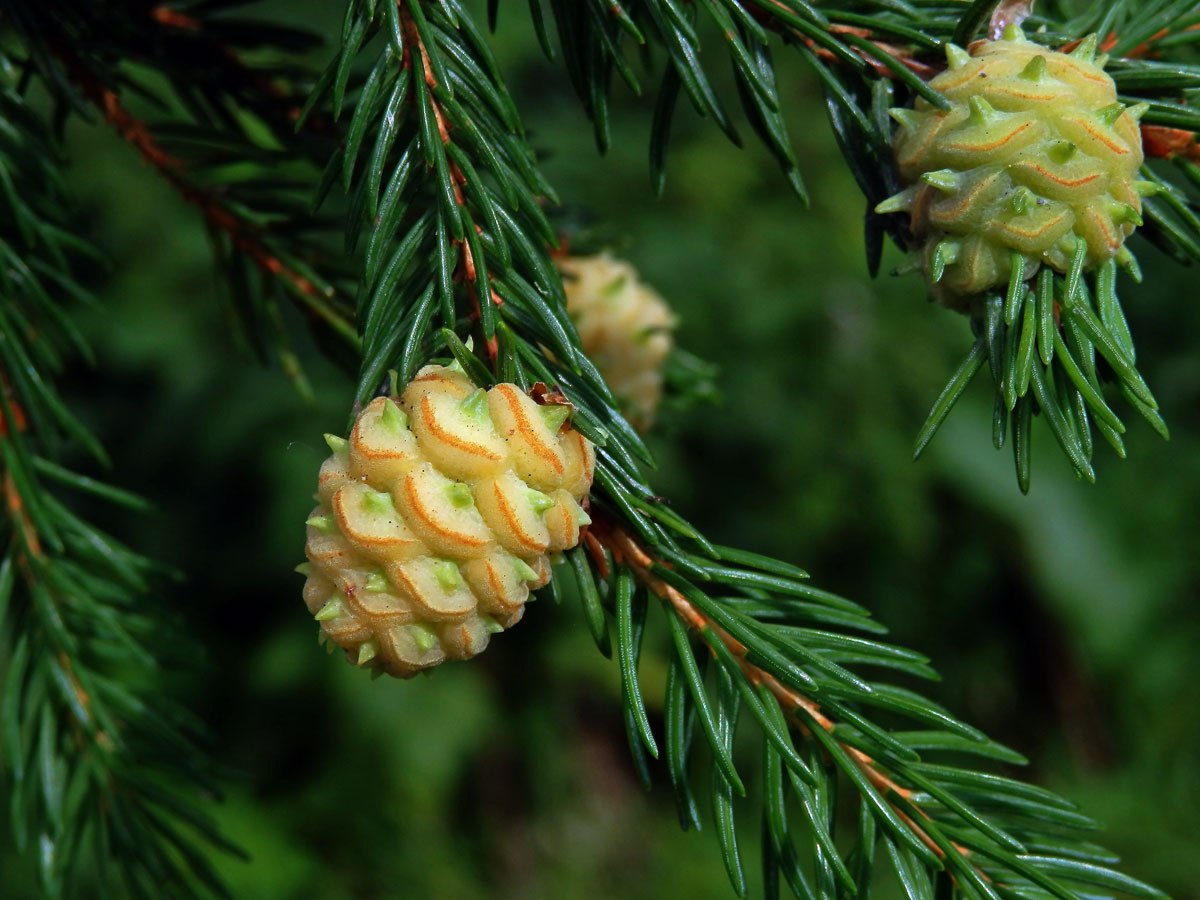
[2, 3, 1198, 897]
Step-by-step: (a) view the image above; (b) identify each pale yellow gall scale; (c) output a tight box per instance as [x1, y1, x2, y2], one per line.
[302, 364, 595, 678]
[559, 253, 675, 431]
[876, 28, 1154, 308]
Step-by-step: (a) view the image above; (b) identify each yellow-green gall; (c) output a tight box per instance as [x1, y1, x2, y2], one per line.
[559, 254, 675, 431]
[302, 365, 595, 678]
[877, 28, 1151, 308]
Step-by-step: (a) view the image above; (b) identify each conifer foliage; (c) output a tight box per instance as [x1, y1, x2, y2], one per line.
[1, 0, 1197, 897]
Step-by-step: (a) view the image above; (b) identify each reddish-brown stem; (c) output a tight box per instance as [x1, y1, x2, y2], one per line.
[82, 81, 322, 301]
[1142, 125, 1200, 163]
[149, 4, 336, 133]
[590, 513, 977, 868]
[749, 4, 1200, 164]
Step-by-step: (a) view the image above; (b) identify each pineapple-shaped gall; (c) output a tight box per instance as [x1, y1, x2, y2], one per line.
[301, 365, 595, 678]
[876, 27, 1153, 308]
[559, 254, 675, 431]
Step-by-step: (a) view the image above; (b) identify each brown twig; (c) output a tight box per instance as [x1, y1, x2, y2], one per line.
[751, 2, 1200, 166]
[1142, 124, 1200, 163]
[743, 2, 938, 79]
[149, 4, 336, 134]
[3, 419, 118, 757]
[589, 512, 978, 870]
[57, 54, 359, 348]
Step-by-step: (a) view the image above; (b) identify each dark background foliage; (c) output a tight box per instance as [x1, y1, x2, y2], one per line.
[2, 1, 1197, 896]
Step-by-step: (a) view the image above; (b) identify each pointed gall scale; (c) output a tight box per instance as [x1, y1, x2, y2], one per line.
[360, 490, 394, 515]
[537, 404, 571, 434]
[315, 597, 344, 621]
[1047, 141, 1078, 164]
[1095, 103, 1125, 127]
[1069, 34, 1098, 63]
[1135, 181, 1159, 197]
[944, 43, 970, 70]
[357, 640, 378, 666]
[1019, 55, 1049, 82]
[1126, 102, 1149, 122]
[889, 107, 923, 132]
[306, 515, 336, 534]
[324, 433, 348, 454]
[379, 398, 408, 433]
[966, 96, 1000, 126]
[874, 188, 915, 215]
[921, 170, 960, 193]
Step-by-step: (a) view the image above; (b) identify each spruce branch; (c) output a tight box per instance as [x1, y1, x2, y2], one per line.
[2, 0, 361, 393]
[585, 512, 1168, 900]
[306, 3, 1173, 897]
[524, 0, 1200, 487]
[0, 63, 238, 897]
